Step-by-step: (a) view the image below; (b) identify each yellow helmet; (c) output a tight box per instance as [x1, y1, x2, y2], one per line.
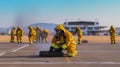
[28, 26, 33, 29]
[76, 26, 79, 28]
[111, 25, 114, 27]
[54, 24, 65, 30]
[110, 25, 114, 29]
[36, 26, 40, 29]
[76, 26, 81, 30]
[12, 27, 16, 30]
[18, 26, 21, 29]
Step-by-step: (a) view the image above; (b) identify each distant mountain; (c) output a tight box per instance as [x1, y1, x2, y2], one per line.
[6, 23, 57, 35]
[30, 23, 57, 34]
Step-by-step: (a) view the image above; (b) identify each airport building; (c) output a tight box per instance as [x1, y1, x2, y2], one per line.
[115, 27, 120, 35]
[64, 21, 106, 35]
[101, 27, 120, 36]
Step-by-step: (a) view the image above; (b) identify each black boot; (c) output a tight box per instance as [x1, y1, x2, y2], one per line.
[55, 47, 62, 52]
[49, 47, 55, 53]
[114, 42, 116, 44]
[55, 48, 64, 57]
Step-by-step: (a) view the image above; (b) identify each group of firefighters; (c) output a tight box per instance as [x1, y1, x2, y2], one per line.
[10, 26, 49, 44]
[10, 24, 116, 57]
[10, 26, 24, 44]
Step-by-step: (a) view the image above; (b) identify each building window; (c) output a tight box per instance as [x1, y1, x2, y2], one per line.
[87, 27, 93, 30]
[71, 27, 76, 30]
[119, 33, 120, 35]
[68, 22, 95, 25]
[94, 27, 99, 30]
[80, 27, 85, 30]
[64, 22, 67, 25]
[65, 27, 69, 30]
[96, 22, 99, 25]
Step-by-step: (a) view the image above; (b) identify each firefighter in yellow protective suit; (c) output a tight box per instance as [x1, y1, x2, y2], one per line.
[28, 26, 36, 44]
[35, 26, 43, 43]
[42, 29, 49, 42]
[49, 24, 77, 57]
[74, 26, 83, 44]
[10, 27, 16, 43]
[16, 26, 24, 43]
[33, 27, 37, 43]
[108, 25, 116, 44]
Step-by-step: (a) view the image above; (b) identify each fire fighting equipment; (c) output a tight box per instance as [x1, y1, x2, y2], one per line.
[55, 29, 64, 38]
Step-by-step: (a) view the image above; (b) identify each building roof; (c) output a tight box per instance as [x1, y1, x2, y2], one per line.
[65, 21, 97, 25]
[98, 26, 107, 28]
[87, 30, 106, 32]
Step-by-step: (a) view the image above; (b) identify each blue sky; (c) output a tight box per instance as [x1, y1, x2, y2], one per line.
[0, 0, 120, 27]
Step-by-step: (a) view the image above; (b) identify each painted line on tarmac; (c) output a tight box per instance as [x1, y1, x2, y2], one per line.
[66, 57, 71, 62]
[0, 52, 7, 56]
[0, 44, 29, 56]
[11, 44, 29, 52]
[0, 62, 120, 64]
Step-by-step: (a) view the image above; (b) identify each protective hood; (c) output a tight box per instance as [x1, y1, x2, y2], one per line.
[18, 26, 22, 29]
[36, 26, 40, 29]
[28, 26, 33, 30]
[54, 24, 65, 32]
[111, 25, 115, 30]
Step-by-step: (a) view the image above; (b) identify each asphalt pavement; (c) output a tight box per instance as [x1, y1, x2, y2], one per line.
[0, 42, 120, 67]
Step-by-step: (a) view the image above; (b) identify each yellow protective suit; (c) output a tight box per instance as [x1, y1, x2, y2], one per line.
[16, 26, 24, 43]
[74, 26, 83, 44]
[33, 27, 37, 42]
[109, 25, 116, 44]
[28, 26, 36, 44]
[35, 26, 43, 43]
[42, 29, 49, 42]
[51, 24, 77, 57]
[10, 27, 16, 43]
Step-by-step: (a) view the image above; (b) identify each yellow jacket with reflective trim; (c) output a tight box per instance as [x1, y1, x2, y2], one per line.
[11, 29, 16, 35]
[43, 29, 49, 35]
[16, 29, 24, 36]
[52, 29, 76, 48]
[29, 26, 36, 36]
[75, 27, 82, 36]
[109, 26, 116, 36]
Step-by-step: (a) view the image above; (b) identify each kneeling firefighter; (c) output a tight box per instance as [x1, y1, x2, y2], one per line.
[49, 24, 77, 57]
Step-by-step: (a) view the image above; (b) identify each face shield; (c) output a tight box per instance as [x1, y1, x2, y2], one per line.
[55, 29, 64, 38]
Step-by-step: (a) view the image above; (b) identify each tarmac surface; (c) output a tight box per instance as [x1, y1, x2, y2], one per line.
[0, 41, 120, 67]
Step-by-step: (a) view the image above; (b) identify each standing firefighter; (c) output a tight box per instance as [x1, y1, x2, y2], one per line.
[109, 25, 116, 44]
[35, 26, 42, 43]
[33, 27, 37, 43]
[10, 27, 16, 43]
[42, 29, 49, 43]
[16, 26, 24, 44]
[74, 26, 83, 44]
[28, 26, 36, 44]
[49, 24, 77, 57]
